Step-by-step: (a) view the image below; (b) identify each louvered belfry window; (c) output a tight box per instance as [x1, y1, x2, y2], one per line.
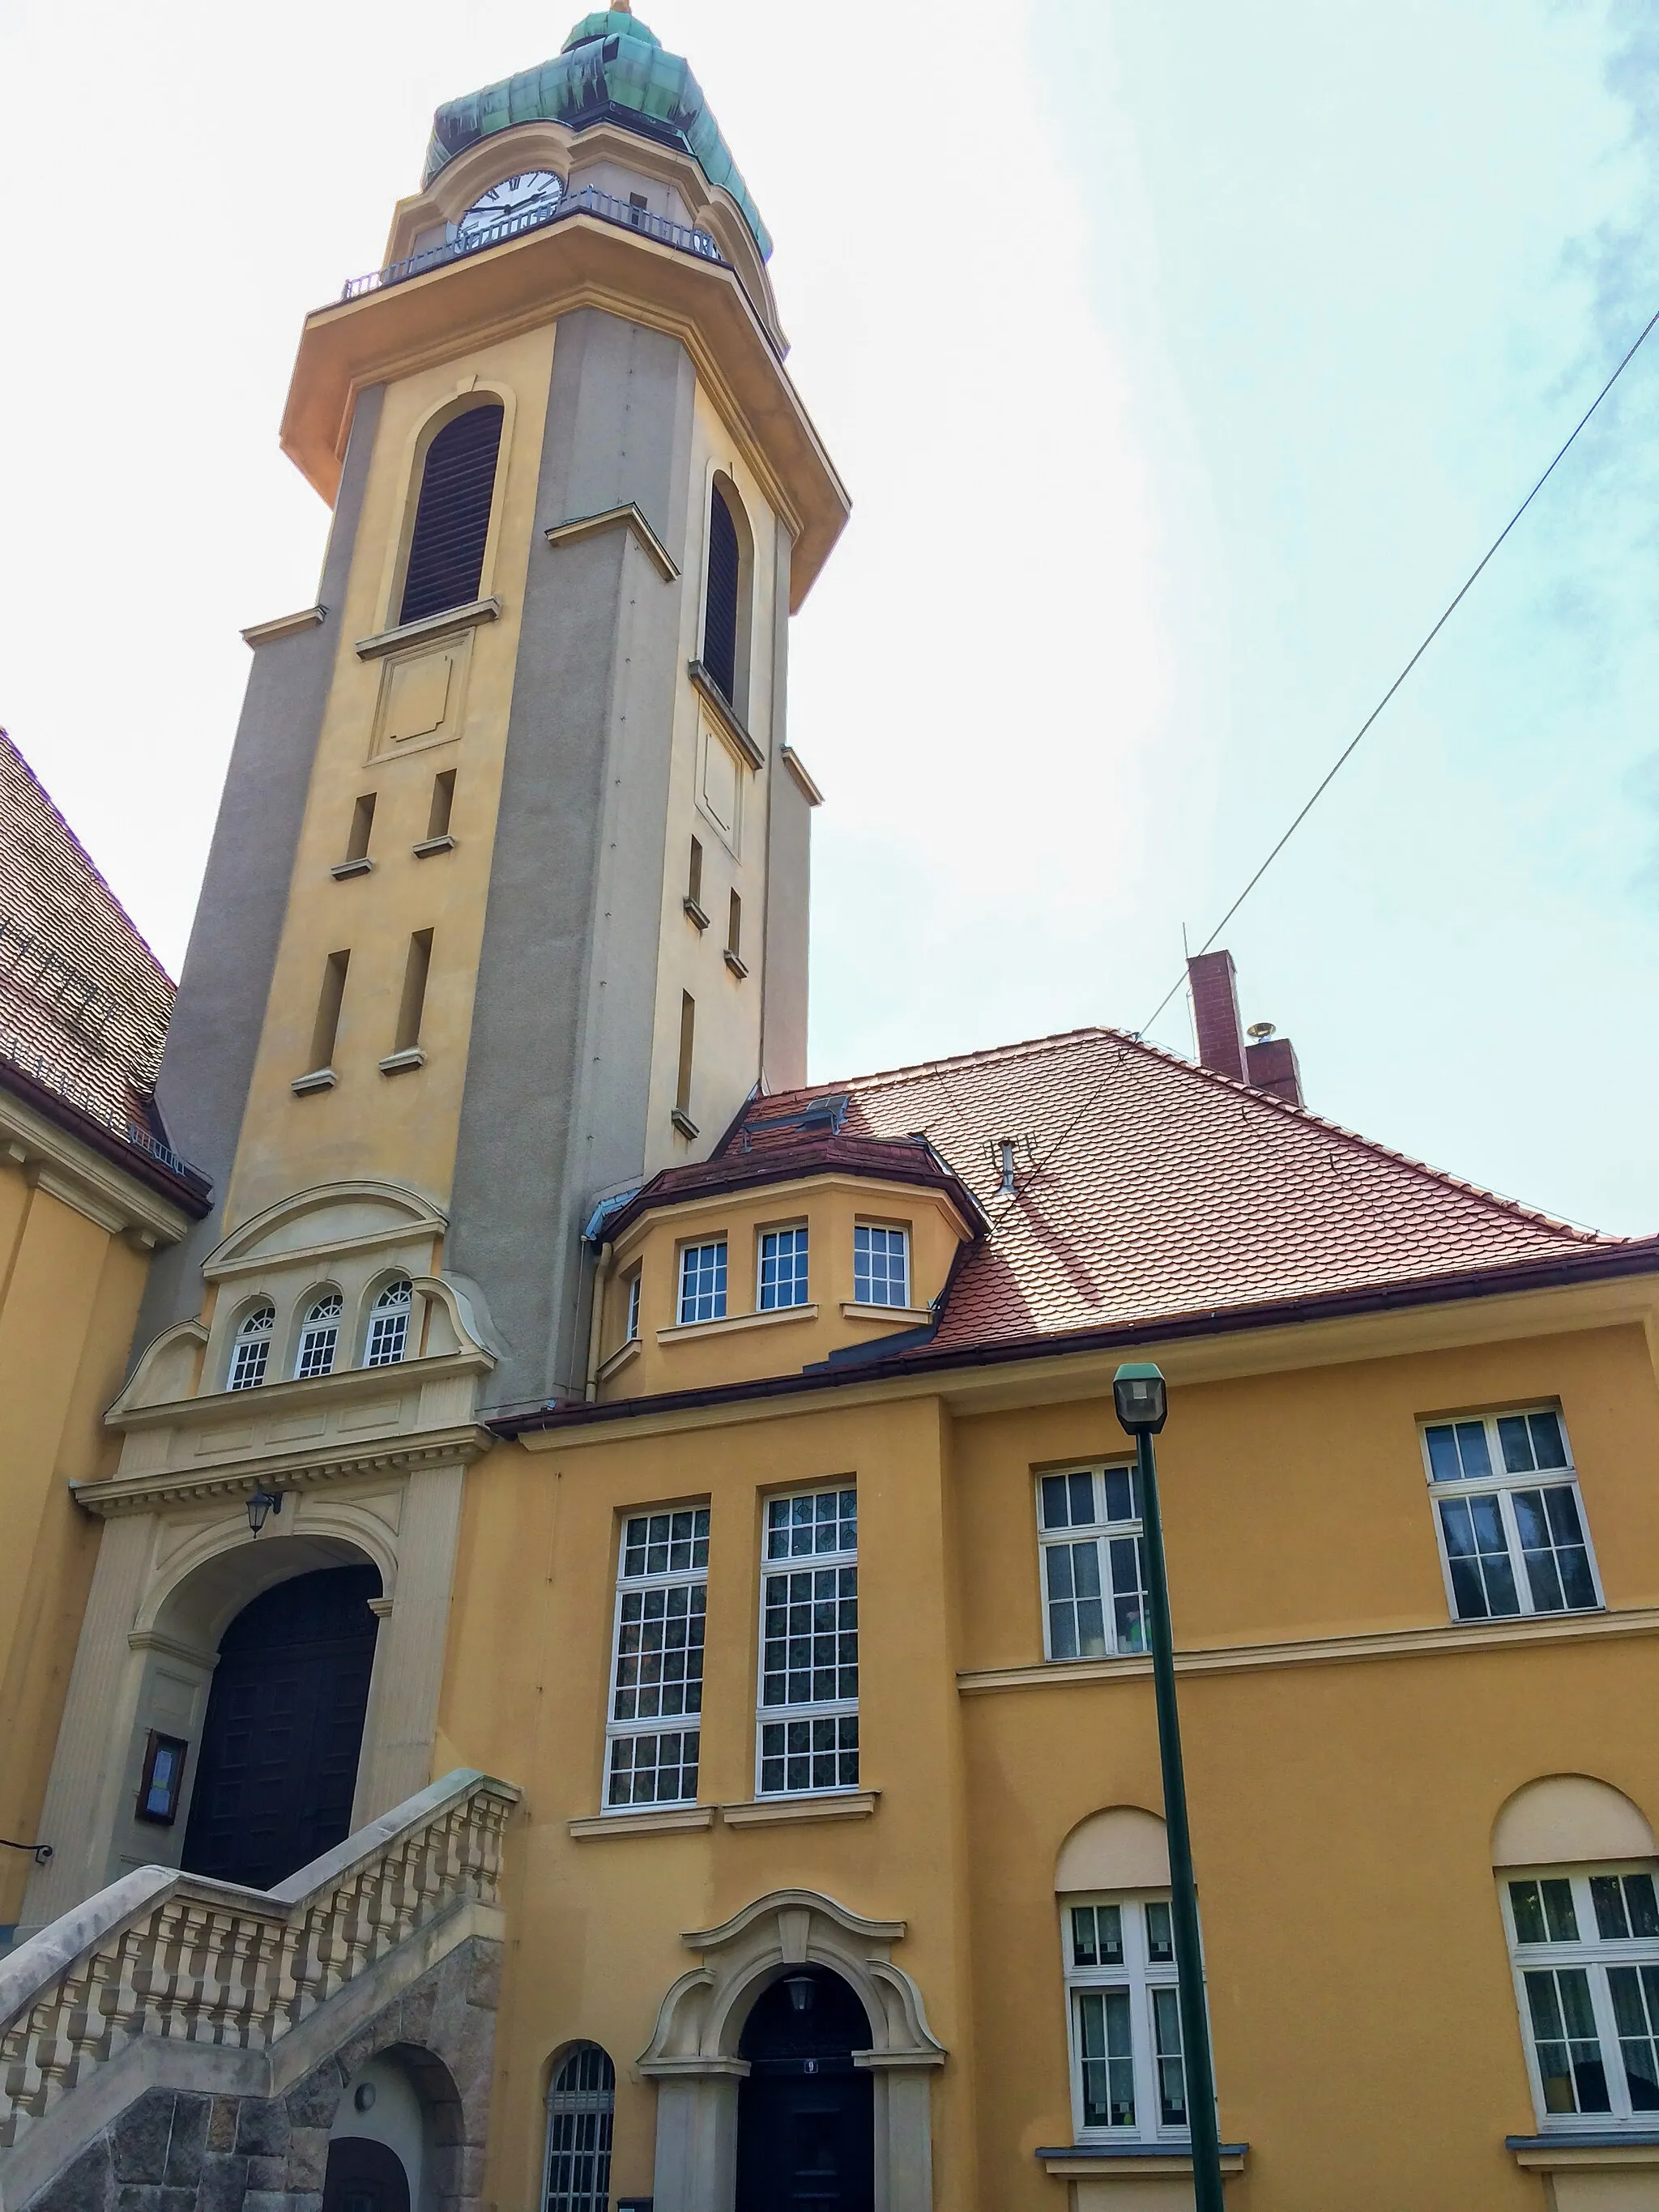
[702, 482, 740, 703]
[399, 403, 505, 626]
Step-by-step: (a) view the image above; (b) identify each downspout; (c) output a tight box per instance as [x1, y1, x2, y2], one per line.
[584, 1241, 613, 1402]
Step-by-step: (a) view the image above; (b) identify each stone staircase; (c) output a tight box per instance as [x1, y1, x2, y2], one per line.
[0, 1771, 519, 2212]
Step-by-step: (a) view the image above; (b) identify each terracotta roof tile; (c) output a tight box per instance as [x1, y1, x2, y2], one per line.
[740, 1028, 1624, 1356]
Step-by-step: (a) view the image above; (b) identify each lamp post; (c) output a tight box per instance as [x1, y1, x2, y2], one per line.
[1112, 1362, 1225, 2212]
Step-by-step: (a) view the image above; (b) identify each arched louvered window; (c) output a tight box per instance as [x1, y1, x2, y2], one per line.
[399, 403, 505, 626]
[228, 1303, 275, 1392]
[543, 2044, 614, 2212]
[702, 482, 741, 705]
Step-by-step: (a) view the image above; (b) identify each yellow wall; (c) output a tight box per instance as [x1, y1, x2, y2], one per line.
[225, 324, 558, 1232]
[436, 1308, 1659, 2211]
[0, 1156, 153, 1925]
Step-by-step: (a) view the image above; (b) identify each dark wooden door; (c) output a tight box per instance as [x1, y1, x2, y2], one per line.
[322, 2137, 410, 2212]
[181, 1565, 380, 1890]
[736, 1969, 875, 2212]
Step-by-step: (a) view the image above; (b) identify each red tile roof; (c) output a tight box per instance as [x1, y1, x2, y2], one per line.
[0, 729, 180, 1157]
[736, 1026, 1635, 1358]
[603, 1127, 981, 1245]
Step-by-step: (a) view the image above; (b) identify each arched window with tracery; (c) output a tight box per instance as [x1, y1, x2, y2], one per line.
[702, 480, 743, 705]
[399, 402, 505, 625]
[294, 1292, 343, 1380]
[365, 1278, 413, 1368]
[228, 1303, 275, 1392]
[543, 2044, 614, 2212]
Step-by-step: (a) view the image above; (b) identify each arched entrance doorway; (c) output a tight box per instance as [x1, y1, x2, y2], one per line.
[180, 1562, 381, 1890]
[736, 1966, 874, 2212]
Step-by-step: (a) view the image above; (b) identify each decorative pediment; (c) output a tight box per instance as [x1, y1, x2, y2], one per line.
[205, 1180, 447, 1277]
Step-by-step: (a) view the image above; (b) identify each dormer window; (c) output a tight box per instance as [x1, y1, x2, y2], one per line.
[228, 1305, 275, 1392]
[853, 1224, 910, 1309]
[758, 1227, 808, 1311]
[295, 1293, 343, 1380]
[679, 1240, 727, 1325]
[366, 1279, 413, 1367]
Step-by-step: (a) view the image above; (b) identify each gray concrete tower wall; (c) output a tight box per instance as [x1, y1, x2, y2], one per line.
[134, 388, 385, 1360]
[446, 311, 697, 1411]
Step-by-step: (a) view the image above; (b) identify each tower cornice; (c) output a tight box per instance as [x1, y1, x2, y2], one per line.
[283, 215, 849, 609]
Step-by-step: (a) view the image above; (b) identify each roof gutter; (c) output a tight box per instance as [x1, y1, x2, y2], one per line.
[491, 1236, 1659, 1439]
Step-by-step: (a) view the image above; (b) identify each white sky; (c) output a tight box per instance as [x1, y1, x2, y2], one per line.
[2, 0, 1657, 1231]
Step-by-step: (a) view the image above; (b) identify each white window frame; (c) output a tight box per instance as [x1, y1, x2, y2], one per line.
[677, 1238, 727, 1325]
[365, 1278, 412, 1367]
[293, 1292, 343, 1379]
[1036, 1463, 1149, 1663]
[757, 1223, 809, 1311]
[228, 1304, 275, 1392]
[852, 1221, 909, 1308]
[1500, 1864, 1659, 2129]
[1420, 1407, 1602, 1625]
[603, 1506, 709, 1811]
[625, 1271, 642, 1343]
[1062, 1891, 1192, 2147]
[756, 1485, 859, 1799]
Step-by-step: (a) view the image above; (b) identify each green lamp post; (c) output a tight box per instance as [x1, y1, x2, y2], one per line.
[1112, 1362, 1225, 2212]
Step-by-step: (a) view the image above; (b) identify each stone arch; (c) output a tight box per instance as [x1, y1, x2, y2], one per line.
[638, 1888, 943, 2212]
[1056, 1805, 1170, 1893]
[1492, 1774, 1657, 1868]
[139, 1510, 398, 1645]
[382, 383, 520, 629]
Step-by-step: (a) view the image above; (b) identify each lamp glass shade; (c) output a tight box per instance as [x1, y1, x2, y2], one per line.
[1112, 1363, 1168, 1435]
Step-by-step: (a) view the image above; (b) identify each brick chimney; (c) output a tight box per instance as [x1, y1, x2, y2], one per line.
[1187, 948, 1304, 1107]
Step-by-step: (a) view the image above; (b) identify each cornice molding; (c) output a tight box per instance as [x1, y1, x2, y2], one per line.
[75, 1422, 495, 1517]
[780, 744, 823, 805]
[0, 1086, 194, 1248]
[110, 1345, 493, 1433]
[956, 1605, 1659, 1695]
[241, 605, 326, 646]
[546, 503, 678, 580]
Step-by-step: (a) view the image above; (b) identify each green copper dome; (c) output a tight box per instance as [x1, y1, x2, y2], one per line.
[422, 7, 772, 261]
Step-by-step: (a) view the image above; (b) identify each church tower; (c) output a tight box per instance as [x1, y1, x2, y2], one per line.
[139, 5, 847, 1413]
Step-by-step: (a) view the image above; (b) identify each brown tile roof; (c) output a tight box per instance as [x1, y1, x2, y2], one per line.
[0, 729, 190, 1175]
[739, 1026, 1632, 1359]
[602, 1127, 981, 1244]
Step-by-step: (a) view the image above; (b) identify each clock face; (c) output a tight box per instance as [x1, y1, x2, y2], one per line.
[458, 171, 564, 234]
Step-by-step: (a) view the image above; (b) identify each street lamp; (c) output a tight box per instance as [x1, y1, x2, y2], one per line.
[1112, 1362, 1225, 2212]
[245, 1483, 284, 1536]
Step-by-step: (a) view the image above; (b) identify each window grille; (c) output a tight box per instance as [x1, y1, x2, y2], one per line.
[1037, 1465, 1149, 1661]
[1064, 1894, 1190, 2143]
[543, 2043, 615, 2212]
[399, 403, 504, 625]
[678, 1240, 727, 1325]
[757, 1488, 859, 1796]
[295, 1293, 343, 1379]
[228, 1305, 275, 1392]
[702, 484, 740, 704]
[365, 1279, 412, 1367]
[1422, 1409, 1601, 1622]
[852, 1223, 909, 1308]
[758, 1226, 808, 1311]
[605, 1509, 709, 1809]
[1503, 1866, 1659, 2123]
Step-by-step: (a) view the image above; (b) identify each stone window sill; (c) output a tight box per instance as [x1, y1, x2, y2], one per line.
[355, 596, 501, 661]
[657, 1305, 818, 1346]
[684, 896, 710, 931]
[671, 1106, 699, 1139]
[723, 948, 748, 979]
[569, 1805, 714, 1840]
[331, 857, 373, 880]
[688, 661, 765, 769]
[291, 1068, 336, 1096]
[379, 1049, 426, 1076]
[598, 1338, 642, 1383]
[840, 1302, 932, 1325]
[1037, 2145, 1248, 2178]
[413, 834, 456, 858]
[1508, 2132, 1659, 2168]
[721, 1791, 878, 1829]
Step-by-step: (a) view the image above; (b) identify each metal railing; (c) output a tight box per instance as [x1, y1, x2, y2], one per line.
[343, 183, 724, 302]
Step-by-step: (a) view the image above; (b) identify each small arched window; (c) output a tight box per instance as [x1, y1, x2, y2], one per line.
[365, 1278, 413, 1368]
[228, 1303, 275, 1392]
[543, 2044, 614, 2212]
[399, 403, 505, 626]
[294, 1292, 343, 1380]
[702, 481, 742, 705]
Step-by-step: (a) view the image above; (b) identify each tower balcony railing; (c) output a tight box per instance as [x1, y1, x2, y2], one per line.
[343, 184, 725, 302]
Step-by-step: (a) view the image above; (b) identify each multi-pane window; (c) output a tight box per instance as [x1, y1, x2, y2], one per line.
[678, 1239, 727, 1325]
[1038, 1466, 1149, 1661]
[625, 1272, 642, 1343]
[542, 2043, 614, 2212]
[758, 1488, 859, 1796]
[1064, 1894, 1189, 2142]
[1503, 1867, 1659, 2123]
[294, 1293, 343, 1379]
[1422, 1409, 1600, 1622]
[605, 1508, 709, 1809]
[759, 1226, 809, 1311]
[228, 1305, 275, 1392]
[365, 1279, 412, 1366]
[852, 1224, 909, 1308]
